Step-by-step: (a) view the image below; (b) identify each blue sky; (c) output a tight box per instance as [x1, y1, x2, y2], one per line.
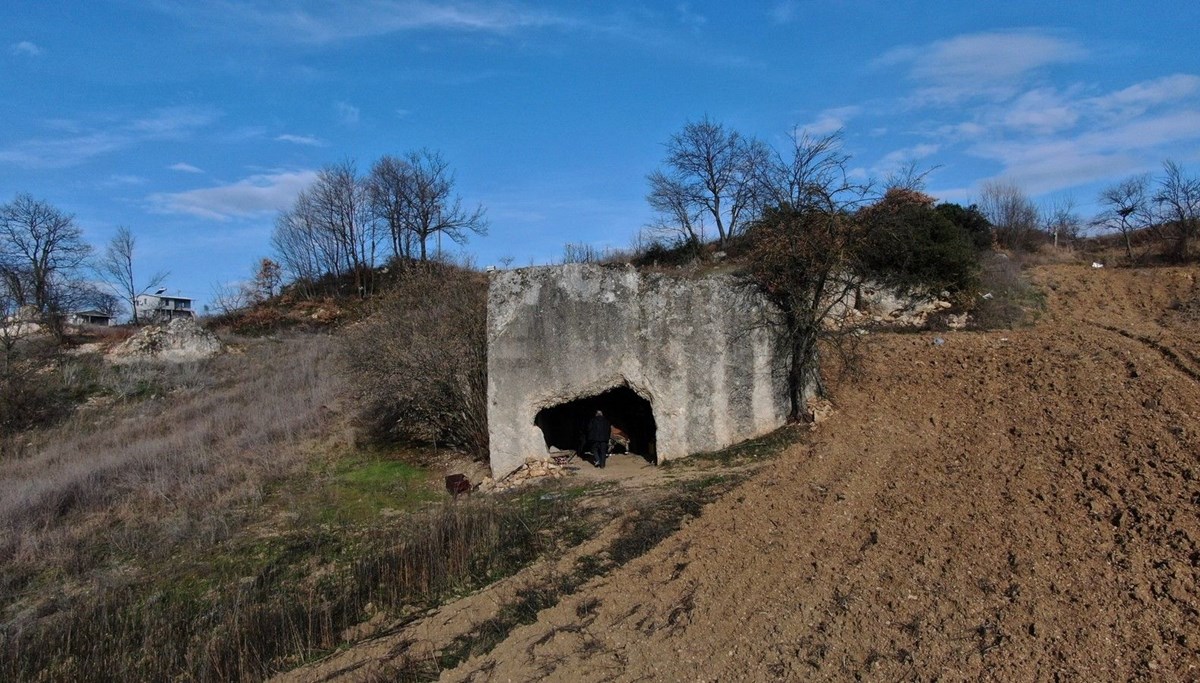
[2, 1, 1199, 309]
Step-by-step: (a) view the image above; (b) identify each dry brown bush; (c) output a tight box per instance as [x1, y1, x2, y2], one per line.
[343, 264, 488, 458]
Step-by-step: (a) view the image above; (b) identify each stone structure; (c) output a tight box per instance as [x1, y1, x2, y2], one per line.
[487, 264, 790, 479]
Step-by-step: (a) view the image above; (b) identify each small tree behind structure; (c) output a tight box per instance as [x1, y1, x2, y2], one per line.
[95, 226, 168, 324]
[744, 133, 871, 418]
[647, 116, 766, 247]
[343, 264, 488, 457]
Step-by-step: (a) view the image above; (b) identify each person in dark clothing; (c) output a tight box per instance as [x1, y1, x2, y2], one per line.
[587, 410, 611, 468]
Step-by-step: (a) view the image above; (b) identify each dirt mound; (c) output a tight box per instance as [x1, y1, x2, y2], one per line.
[108, 318, 224, 363]
[286, 263, 1200, 681]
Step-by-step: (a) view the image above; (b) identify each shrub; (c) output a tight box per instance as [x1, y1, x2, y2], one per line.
[343, 264, 489, 458]
[859, 190, 981, 295]
[969, 252, 1045, 329]
[0, 342, 89, 436]
[629, 236, 703, 268]
[935, 202, 993, 251]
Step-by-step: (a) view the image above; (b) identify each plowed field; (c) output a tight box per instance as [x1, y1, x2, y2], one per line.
[301, 264, 1200, 682]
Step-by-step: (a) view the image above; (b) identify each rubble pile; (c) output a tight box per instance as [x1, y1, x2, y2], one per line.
[109, 318, 225, 363]
[477, 456, 567, 493]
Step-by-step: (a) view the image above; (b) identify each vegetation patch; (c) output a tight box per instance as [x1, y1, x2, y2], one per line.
[969, 253, 1047, 330]
[312, 457, 439, 524]
[0, 489, 594, 682]
[664, 425, 806, 469]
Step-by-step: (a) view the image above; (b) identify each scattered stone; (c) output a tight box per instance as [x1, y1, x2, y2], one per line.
[478, 456, 567, 493]
[805, 398, 835, 428]
[946, 313, 971, 330]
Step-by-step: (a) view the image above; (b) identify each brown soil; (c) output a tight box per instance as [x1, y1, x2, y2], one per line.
[293, 263, 1200, 681]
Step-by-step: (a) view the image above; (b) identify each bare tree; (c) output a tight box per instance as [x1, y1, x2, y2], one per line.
[209, 280, 254, 316]
[366, 154, 417, 262]
[745, 132, 873, 418]
[648, 117, 765, 246]
[272, 161, 382, 297]
[1095, 175, 1150, 261]
[309, 161, 379, 295]
[0, 194, 93, 336]
[1043, 197, 1082, 249]
[397, 149, 488, 262]
[272, 188, 335, 297]
[1153, 160, 1200, 260]
[0, 276, 26, 372]
[755, 130, 851, 212]
[979, 180, 1041, 251]
[95, 226, 168, 324]
[645, 169, 705, 248]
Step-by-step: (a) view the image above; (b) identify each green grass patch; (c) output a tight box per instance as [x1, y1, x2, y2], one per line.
[276, 451, 441, 525]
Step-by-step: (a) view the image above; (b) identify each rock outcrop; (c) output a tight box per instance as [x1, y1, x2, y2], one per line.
[109, 318, 224, 363]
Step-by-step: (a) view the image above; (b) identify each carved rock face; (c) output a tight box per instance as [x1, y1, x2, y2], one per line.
[486, 264, 792, 479]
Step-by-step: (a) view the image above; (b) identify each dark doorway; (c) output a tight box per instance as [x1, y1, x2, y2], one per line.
[534, 384, 657, 462]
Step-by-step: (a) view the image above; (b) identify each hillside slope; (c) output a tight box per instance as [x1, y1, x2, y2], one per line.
[442, 264, 1200, 681]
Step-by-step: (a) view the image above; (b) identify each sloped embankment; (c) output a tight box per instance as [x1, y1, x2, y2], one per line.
[439, 264, 1200, 681]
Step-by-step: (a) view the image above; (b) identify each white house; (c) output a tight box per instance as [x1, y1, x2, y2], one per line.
[67, 310, 116, 326]
[135, 289, 194, 322]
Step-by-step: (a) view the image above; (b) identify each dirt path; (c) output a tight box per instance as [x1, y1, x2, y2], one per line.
[438, 264, 1200, 681]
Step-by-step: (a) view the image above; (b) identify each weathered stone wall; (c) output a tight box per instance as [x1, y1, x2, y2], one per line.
[487, 264, 790, 479]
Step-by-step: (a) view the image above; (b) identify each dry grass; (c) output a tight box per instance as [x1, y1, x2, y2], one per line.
[0, 332, 345, 604]
[0, 494, 585, 682]
[0, 327, 606, 682]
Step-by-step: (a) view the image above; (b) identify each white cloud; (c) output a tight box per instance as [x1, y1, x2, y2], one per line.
[9, 41, 42, 57]
[1095, 73, 1200, 109]
[101, 174, 149, 187]
[675, 3, 706, 33]
[169, 162, 204, 173]
[770, 1, 798, 24]
[148, 170, 318, 220]
[275, 133, 325, 146]
[876, 30, 1086, 104]
[967, 110, 1200, 195]
[1086, 73, 1200, 124]
[0, 105, 220, 169]
[128, 106, 221, 137]
[0, 133, 126, 168]
[163, 1, 572, 44]
[335, 101, 360, 125]
[799, 106, 861, 136]
[1000, 88, 1080, 134]
[879, 143, 941, 166]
